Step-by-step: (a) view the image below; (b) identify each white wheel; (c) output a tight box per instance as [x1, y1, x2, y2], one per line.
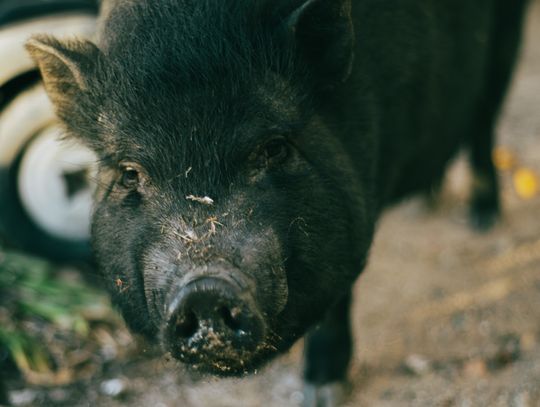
[18, 126, 96, 241]
[0, 10, 97, 260]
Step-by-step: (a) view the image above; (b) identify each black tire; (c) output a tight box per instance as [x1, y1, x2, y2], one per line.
[0, 0, 98, 26]
[0, 6, 97, 262]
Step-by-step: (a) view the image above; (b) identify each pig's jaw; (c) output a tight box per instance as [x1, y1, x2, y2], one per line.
[163, 306, 307, 377]
[162, 322, 293, 376]
[170, 338, 277, 376]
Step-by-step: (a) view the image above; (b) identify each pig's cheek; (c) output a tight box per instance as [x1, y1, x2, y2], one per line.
[140, 241, 188, 322]
[140, 251, 166, 318]
[244, 229, 288, 318]
[250, 265, 288, 321]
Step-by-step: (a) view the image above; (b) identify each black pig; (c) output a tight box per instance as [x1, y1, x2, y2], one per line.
[26, 0, 529, 404]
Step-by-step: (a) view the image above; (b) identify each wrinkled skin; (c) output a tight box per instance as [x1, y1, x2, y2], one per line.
[27, 0, 529, 405]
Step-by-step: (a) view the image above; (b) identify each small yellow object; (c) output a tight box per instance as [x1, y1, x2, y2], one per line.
[493, 146, 516, 171]
[513, 168, 539, 200]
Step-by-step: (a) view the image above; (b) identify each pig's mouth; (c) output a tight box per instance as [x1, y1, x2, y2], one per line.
[167, 327, 280, 375]
[162, 276, 280, 376]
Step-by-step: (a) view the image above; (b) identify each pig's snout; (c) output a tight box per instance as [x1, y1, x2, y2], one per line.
[165, 277, 266, 370]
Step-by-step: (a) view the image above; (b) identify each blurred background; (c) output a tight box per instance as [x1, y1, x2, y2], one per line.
[0, 0, 539, 406]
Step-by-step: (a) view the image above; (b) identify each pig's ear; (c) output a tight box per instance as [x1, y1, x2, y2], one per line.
[287, 0, 354, 88]
[25, 35, 99, 115]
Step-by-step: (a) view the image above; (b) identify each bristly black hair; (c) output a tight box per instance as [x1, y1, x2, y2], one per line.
[99, 0, 307, 88]
[78, 0, 314, 191]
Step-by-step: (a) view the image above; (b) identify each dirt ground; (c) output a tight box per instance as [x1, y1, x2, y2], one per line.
[5, 2, 540, 406]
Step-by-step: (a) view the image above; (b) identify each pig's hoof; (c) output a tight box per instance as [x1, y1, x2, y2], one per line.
[469, 205, 499, 232]
[302, 382, 348, 407]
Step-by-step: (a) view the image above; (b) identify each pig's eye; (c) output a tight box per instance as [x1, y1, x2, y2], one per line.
[263, 138, 289, 164]
[120, 166, 140, 189]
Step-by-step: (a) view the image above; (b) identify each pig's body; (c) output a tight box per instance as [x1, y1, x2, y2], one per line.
[351, 1, 525, 208]
[27, 0, 529, 405]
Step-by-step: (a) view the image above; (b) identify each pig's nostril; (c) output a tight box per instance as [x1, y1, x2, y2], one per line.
[220, 306, 242, 332]
[174, 311, 198, 338]
[166, 277, 265, 357]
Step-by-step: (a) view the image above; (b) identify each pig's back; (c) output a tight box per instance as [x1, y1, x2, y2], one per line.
[349, 0, 525, 204]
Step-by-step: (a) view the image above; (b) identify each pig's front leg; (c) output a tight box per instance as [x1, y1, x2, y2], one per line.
[302, 291, 352, 407]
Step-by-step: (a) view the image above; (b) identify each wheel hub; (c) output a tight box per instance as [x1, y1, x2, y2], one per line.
[17, 126, 96, 241]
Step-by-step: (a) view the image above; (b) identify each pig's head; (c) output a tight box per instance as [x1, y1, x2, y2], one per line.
[27, 0, 376, 375]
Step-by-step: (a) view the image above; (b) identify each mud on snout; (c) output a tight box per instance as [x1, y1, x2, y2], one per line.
[163, 275, 278, 375]
[142, 222, 289, 375]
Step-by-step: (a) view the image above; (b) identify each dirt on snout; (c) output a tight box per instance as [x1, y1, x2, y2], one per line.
[4, 1, 540, 406]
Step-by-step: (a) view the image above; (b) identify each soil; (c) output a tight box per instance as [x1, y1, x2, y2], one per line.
[4, 2, 540, 406]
